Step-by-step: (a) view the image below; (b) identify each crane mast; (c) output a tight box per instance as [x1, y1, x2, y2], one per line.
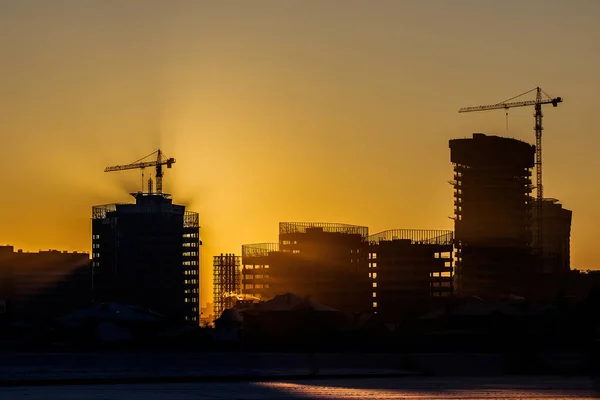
[104, 149, 176, 195]
[458, 87, 563, 266]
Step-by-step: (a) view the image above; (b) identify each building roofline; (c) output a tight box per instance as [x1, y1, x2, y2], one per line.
[368, 229, 454, 246]
[279, 222, 368, 238]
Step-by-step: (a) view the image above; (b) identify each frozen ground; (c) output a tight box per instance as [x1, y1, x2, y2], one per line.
[0, 352, 412, 383]
[0, 377, 598, 399]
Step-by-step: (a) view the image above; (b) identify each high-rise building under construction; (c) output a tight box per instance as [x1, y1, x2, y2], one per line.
[533, 199, 572, 275]
[278, 222, 370, 313]
[241, 243, 279, 301]
[450, 133, 536, 300]
[92, 193, 201, 324]
[368, 229, 454, 320]
[532, 198, 573, 299]
[241, 223, 370, 313]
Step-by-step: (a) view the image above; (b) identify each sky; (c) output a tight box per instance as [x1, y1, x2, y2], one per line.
[1, 0, 599, 304]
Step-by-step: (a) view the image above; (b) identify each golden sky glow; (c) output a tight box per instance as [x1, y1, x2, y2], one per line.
[1, 1, 599, 303]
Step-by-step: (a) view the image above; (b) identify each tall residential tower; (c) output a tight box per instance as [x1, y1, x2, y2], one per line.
[92, 193, 201, 324]
[450, 133, 536, 299]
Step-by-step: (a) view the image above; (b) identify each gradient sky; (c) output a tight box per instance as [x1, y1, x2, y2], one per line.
[1, 0, 599, 304]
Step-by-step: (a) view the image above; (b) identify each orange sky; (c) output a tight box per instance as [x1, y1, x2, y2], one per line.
[1, 1, 599, 304]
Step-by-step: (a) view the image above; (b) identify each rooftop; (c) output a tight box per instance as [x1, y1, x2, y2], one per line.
[279, 222, 368, 238]
[368, 229, 453, 246]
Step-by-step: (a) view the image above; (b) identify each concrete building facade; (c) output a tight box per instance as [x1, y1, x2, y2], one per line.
[92, 193, 200, 324]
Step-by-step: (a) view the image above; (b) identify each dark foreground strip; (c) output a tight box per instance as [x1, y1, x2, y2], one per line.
[0, 372, 418, 388]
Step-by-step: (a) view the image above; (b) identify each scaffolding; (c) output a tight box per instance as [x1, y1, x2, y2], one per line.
[213, 253, 241, 319]
[279, 222, 368, 239]
[92, 204, 199, 228]
[242, 243, 279, 258]
[368, 229, 453, 246]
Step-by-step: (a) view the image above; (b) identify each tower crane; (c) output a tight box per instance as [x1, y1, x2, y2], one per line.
[105, 149, 175, 195]
[458, 87, 563, 260]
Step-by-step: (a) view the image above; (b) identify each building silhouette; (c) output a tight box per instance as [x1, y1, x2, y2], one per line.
[533, 199, 572, 275]
[92, 193, 200, 324]
[213, 253, 241, 319]
[278, 222, 370, 313]
[241, 223, 370, 313]
[368, 229, 453, 320]
[241, 243, 279, 301]
[532, 198, 573, 299]
[0, 246, 91, 322]
[450, 133, 536, 300]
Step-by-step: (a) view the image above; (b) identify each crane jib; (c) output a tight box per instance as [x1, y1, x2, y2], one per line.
[104, 150, 176, 194]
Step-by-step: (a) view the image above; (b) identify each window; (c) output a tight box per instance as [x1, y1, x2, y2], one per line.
[255, 275, 263, 279]
[293, 249, 300, 254]
[373, 302, 378, 308]
[372, 292, 377, 298]
[245, 284, 254, 289]
[265, 284, 270, 289]
[245, 274, 254, 280]
[372, 263, 377, 268]
[282, 240, 291, 245]
[372, 253, 377, 259]
[372, 273, 377, 279]
[244, 265, 254, 270]
[373, 282, 377, 288]
[255, 284, 263, 289]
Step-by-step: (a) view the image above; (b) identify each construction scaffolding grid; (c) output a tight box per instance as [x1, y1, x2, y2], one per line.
[92, 204, 199, 228]
[279, 222, 368, 239]
[242, 243, 279, 258]
[213, 253, 241, 319]
[368, 229, 454, 246]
